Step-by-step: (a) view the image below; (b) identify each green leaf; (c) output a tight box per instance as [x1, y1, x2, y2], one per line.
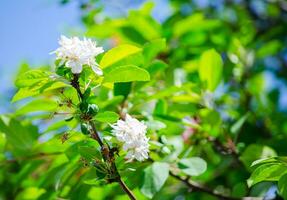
[0, 116, 38, 155]
[178, 157, 207, 176]
[240, 144, 277, 171]
[16, 63, 30, 77]
[94, 111, 119, 123]
[146, 60, 168, 76]
[104, 65, 150, 83]
[257, 40, 281, 58]
[15, 70, 50, 88]
[15, 99, 58, 116]
[278, 173, 287, 200]
[140, 162, 169, 198]
[12, 81, 67, 102]
[96, 96, 125, 109]
[119, 26, 148, 45]
[100, 44, 142, 69]
[128, 10, 161, 41]
[198, 49, 223, 91]
[248, 164, 287, 186]
[44, 120, 76, 133]
[199, 109, 221, 136]
[0, 133, 6, 153]
[231, 113, 250, 134]
[153, 99, 168, 115]
[147, 83, 194, 100]
[232, 182, 248, 198]
[174, 14, 220, 37]
[143, 38, 166, 63]
[78, 146, 101, 161]
[251, 157, 287, 168]
[114, 82, 132, 99]
[15, 187, 46, 200]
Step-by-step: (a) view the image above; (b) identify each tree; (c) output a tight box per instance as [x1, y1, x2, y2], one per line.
[1, 0, 287, 199]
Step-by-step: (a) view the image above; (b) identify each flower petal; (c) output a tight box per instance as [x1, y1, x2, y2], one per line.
[67, 61, 83, 74]
[91, 65, 103, 76]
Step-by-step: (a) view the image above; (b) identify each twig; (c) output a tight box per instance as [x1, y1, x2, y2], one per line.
[71, 74, 84, 99]
[147, 156, 241, 200]
[89, 121, 104, 147]
[207, 136, 244, 167]
[170, 172, 241, 200]
[71, 74, 137, 200]
[118, 176, 136, 200]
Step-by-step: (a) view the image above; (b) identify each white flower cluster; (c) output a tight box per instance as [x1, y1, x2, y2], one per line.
[53, 35, 104, 75]
[112, 114, 149, 162]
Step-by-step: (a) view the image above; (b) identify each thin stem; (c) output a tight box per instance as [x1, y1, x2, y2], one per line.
[118, 177, 136, 200]
[71, 74, 84, 100]
[170, 172, 241, 200]
[89, 121, 104, 147]
[71, 74, 137, 200]
[207, 136, 244, 168]
[147, 157, 241, 200]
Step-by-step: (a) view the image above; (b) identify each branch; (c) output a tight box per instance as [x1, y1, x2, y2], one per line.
[170, 172, 241, 200]
[118, 176, 137, 200]
[71, 74, 137, 200]
[71, 74, 84, 99]
[89, 121, 104, 147]
[207, 136, 244, 167]
[147, 156, 241, 200]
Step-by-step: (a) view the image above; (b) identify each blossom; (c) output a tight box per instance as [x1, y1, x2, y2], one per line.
[53, 35, 104, 75]
[111, 114, 149, 162]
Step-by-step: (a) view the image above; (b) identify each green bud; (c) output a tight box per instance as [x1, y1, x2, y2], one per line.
[80, 123, 90, 135]
[87, 104, 99, 116]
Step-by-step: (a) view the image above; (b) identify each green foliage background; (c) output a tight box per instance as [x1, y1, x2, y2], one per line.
[1, 0, 287, 199]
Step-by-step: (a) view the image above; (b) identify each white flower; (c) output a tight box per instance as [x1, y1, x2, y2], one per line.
[53, 35, 104, 75]
[111, 114, 149, 162]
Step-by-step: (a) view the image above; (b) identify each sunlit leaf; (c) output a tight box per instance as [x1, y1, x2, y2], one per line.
[12, 81, 68, 102]
[248, 163, 287, 186]
[94, 111, 119, 123]
[198, 49, 223, 91]
[240, 144, 277, 171]
[104, 65, 150, 83]
[15, 99, 58, 116]
[278, 173, 287, 200]
[143, 38, 166, 63]
[100, 44, 142, 69]
[15, 70, 50, 88]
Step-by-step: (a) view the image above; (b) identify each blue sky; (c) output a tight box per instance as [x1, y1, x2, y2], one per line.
[0, 0, 82, 84]
[0, 0, 83, 112]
